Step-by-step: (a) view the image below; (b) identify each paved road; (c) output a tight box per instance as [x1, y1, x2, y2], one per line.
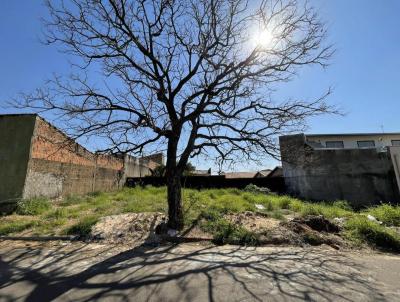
[0, 241, 399, 301]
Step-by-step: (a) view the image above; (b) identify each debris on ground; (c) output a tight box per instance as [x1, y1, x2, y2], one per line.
[333, 217, 346, 228]
[90, 212, 165, 244]
[255, 204, 266, 210]
[89, 212, 345, 249]
[367, 214, 383, 224]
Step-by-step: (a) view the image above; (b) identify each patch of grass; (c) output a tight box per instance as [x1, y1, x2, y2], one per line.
[58, 195, 85, 206]
[332, 200, 352, 211]
[271, 210, 285, 220]
[366, 204, 400, 227]
[201, 217, 259, 245]
[0, 220, 35, 235]
[64, 216, 99, 237]
[45, 208, 67, 219]
[345, 216, 400, 252]
[291, 202, 353, 219]
[16, 198, 50, 215]
[278, 196, 292, 209]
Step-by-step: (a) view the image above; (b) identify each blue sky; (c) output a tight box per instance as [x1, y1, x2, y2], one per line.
[0, 1, 399, 171]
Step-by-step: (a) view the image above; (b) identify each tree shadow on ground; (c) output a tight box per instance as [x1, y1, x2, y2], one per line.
[0, 226, 395, 302]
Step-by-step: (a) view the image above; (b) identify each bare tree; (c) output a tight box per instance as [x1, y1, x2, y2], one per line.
[17, 0, 334, 230]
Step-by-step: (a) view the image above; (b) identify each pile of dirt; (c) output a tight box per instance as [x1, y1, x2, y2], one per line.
[289, 215, 341, 233]
[224, 211, 280, 232]
[282, 215, 344, 249]
[90, 212, 166, 244]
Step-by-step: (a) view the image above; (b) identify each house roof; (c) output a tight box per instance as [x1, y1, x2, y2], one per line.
[254, 169, 272, 177]
[268, 166, 283, 178]
[191, 169, 211, 176]
[224, 172, 257, 179]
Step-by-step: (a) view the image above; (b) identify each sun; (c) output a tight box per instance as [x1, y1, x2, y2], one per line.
[251, 27, 274, 49]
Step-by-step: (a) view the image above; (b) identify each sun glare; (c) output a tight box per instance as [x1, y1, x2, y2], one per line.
[251, 27, 274, 49]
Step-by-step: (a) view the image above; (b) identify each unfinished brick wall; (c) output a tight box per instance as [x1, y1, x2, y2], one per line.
[23, 117, 124, 199]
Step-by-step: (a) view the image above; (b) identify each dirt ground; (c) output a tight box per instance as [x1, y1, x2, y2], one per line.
[0, 240, 399, 302]
[89, 212, 346, 249]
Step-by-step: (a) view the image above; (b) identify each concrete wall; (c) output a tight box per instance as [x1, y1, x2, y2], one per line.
[122, 155, 152, 179]
[307, 134, 400, 149]
[280, 134, 400, 207]
[0, 114, 36, 208]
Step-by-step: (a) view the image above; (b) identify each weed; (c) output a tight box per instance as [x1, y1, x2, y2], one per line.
[0, 220, 35, 235]
[366, 204, 400, 227]
[345, 216, 400, 252]
[264, 200, 274, 211]
[45, 208, 67, 219]
[332, 200, 352, 211]
[202, 218, 259, 245]
[16, 198, 50, 215]
[64, 216, 99, 237]
[278, 197, 292, 209]
[271, 210, 285, 220]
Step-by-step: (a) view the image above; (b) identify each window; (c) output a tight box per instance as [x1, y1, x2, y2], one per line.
[325, 141, 344, 148]
[357, 140, 375, 148]
[392, 140, 400, 147]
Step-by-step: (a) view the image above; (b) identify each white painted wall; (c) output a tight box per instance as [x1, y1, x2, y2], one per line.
[306, 134, 400, 149]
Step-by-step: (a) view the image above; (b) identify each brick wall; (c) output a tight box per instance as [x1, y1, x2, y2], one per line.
[23, 117, 123, 199]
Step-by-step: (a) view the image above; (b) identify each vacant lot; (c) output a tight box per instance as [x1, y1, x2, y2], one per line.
[1, 186, 400, 251]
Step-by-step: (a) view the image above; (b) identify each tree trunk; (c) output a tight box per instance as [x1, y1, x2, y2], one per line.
[167, 172, 184, 230]
[166, 137, 184, 230]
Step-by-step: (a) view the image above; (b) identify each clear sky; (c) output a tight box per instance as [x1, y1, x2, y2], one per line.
[0, 1, 399, 171]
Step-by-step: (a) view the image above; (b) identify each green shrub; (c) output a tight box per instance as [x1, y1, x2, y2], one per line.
[244, 184, 271, 195]
[64, 216, 99, 237]
[366, 204, 400, 227]
[16, 198, 50, 215]
[345, 217, 400, 252]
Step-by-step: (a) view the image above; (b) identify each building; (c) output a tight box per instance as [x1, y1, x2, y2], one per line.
[305, 132, 400, 149]
[254, 169, 272, 178]
[279, 133, 400, 207]
[191, 168, 212, 176]
[0, 114, 163, 212]
[224, 172, 257, 179]
[266, 167, 283, 178]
